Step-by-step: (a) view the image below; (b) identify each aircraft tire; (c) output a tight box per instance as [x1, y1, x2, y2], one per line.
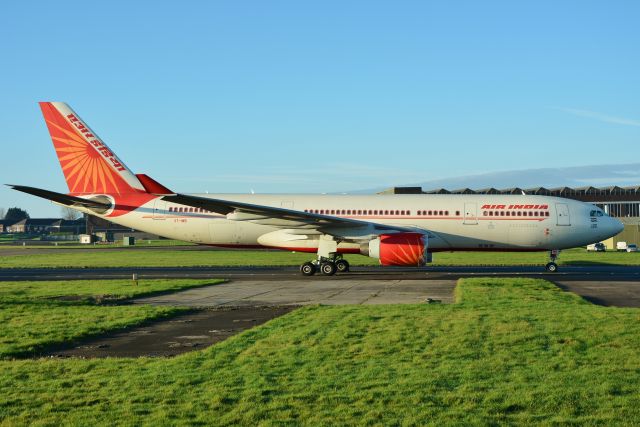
[335, 259, 350, 273]
[320, 262, 337, 276]
[545, 262, 558, 272]
[300, 262, 316, 276]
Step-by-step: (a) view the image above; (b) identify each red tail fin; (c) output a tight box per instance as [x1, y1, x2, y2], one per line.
[39, 102, 145, 195]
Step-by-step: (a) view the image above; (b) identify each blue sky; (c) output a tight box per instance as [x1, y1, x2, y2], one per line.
[1, 1, 639, 216]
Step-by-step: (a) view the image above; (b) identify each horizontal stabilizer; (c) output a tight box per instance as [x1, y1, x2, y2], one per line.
[7, 185, 112, 210]
[135, 174, 174, 195]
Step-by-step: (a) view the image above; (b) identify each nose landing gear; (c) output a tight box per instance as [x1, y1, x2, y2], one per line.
[545, 249, 560, 272]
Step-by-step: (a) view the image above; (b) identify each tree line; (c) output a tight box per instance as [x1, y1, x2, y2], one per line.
[1, 207, 82, 222]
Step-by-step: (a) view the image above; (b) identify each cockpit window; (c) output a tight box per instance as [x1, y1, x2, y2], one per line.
[590, 210, 604, 217]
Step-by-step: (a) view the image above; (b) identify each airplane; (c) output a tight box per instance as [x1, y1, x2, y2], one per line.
[9, 102, 624, 275]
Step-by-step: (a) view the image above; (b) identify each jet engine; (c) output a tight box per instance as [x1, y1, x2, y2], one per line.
[361, 232, 428, 266]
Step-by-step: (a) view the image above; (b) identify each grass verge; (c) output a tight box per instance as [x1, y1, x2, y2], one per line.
[0, 279, 223, 358]
[2, 278, 640, 424]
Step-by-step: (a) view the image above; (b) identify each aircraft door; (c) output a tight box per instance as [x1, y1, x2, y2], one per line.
[463, 203, 478, 225]
[152, 198, 166, 220]
[555, 203, 571, 226]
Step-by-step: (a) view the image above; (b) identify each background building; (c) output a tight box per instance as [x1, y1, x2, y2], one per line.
[380, 185, 640, 249]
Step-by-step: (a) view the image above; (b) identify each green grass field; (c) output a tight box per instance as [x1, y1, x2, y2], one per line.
[2, 278, 640, 424]
[0, 247, 638, 268]
[0, 279, 223, 358]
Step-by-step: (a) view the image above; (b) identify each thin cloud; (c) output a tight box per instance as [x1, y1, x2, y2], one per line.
[555, 107, 640, 127]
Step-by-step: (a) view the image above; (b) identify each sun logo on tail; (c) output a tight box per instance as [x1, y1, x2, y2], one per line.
[47, 118, 123, 194]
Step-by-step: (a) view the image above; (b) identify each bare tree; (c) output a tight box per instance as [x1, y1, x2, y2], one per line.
[0, 207, 5, 219]
[61, 206, 82, 220]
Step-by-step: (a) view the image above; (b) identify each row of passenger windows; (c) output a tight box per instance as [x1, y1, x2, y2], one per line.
[167, 206, 548, 218]
[483, 210, 550, 217]
[303, 209, 458, 216]
[304, 209, 411, 216]
[417, 210, 460, 216]
[168, 207, 212, 214]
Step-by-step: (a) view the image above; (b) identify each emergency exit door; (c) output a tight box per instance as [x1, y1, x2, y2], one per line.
[555, 203, 571, 226]
[463, 203, 478, 225]
[152, 199, 166, 220]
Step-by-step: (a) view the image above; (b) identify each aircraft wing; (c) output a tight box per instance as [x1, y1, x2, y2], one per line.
[163, 193, 417, 238]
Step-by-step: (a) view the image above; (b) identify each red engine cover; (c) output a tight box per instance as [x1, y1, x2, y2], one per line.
[379, 233, 426, 266]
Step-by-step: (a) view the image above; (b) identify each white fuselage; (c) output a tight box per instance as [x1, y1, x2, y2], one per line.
[92, 194, 622, 253]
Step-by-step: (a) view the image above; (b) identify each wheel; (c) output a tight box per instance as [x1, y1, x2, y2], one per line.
[545, 262, 558, 272]
[320, 262, 337, 276]
[335, 259, 350, 273]
[300, 262, 316, 276]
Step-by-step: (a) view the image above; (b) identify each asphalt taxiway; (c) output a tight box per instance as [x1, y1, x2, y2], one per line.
[3, 265, 640, 307]
[1, 265, 640, 281]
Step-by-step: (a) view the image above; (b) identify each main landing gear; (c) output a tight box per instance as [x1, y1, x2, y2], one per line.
[545, 249, 560, 272]
[300, 253, 350, 276]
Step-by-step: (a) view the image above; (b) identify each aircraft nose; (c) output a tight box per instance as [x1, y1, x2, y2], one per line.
[613, 218, 624, 234]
